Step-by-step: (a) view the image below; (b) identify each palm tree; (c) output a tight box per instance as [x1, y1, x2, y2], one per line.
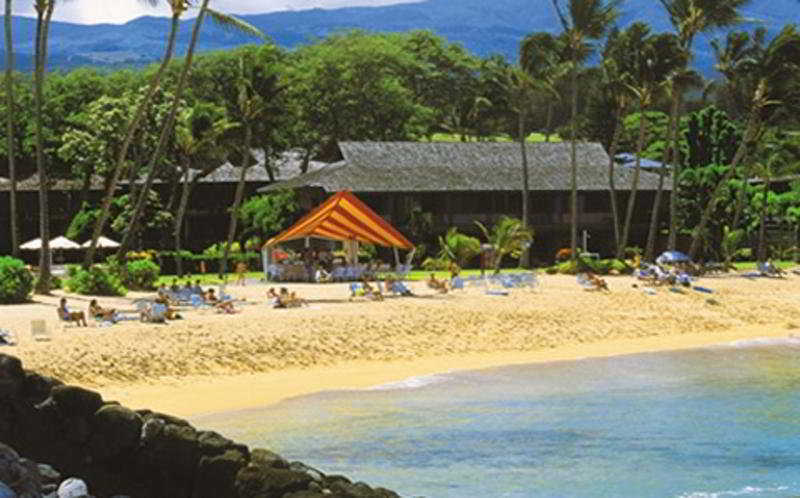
[437, 227, 481, 268]
[549, 0, 620, 260]
[4, 0, 17, 258]
[116, 1, 265, 258]
[84, 0, 185, 268]
[173, 104, 238, 276]
[32, 0, 59, 292]
[688, 25, 800, 260]
[518, 32, 568, 265]
[611, 24, 685, 260]
[475, 217, 534, 274]
[657, 0, 753, 250]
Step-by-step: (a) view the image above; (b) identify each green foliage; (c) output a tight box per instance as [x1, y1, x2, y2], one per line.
[475, 216, 534, 272]
[437, 227, 481, 267]
[421, 256, 452, 271]
[358, 244, 378, 261]
[0, 257, 34, 303]
[66, 204, 101, 242]
[65, 265, 127, 297]
[546, 257, 631, 275]
[237, 190, 298, 238]
[125, 259, 161, 290]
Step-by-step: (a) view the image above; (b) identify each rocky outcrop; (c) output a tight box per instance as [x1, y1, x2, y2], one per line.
[0, 353, 399, 498]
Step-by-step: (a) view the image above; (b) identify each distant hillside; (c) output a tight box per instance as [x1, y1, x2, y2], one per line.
[0, 0, 792, 75]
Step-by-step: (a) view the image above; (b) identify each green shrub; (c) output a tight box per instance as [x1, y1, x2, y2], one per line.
[65, 265, 127, 296]
[125, 259, 160, 290]
[0, 256, 33, 303]
[421, 256, 451, 271]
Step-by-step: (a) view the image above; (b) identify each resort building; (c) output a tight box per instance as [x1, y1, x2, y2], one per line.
[260, 141, 672, 259]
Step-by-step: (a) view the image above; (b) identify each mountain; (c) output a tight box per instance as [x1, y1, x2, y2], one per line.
[0, 0, 793, 75]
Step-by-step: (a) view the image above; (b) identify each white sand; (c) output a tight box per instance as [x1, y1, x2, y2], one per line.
[4, 273, 799, 416]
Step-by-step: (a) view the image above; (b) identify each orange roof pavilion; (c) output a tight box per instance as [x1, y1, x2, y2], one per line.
[263, 191, 413, 249]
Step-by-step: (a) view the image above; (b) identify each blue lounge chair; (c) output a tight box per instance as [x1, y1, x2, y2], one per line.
[450, 276, 465, 290]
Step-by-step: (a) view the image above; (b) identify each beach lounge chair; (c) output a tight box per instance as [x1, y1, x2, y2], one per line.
[140, 303, 167, 323]
[757, 261, 786, 278]
[31, 319, 51, 341]
[0, 328, 15, 346]
[450, 276, 465, 290]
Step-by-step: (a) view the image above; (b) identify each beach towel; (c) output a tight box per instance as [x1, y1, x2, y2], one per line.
[693, 286, 713, 294]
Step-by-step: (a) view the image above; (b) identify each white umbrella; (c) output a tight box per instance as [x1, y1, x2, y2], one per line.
[20, 236, 81, 250]
[81, 236, 120, 249]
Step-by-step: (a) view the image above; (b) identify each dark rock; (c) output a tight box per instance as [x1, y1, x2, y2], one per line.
[36, 465, 59, 485]
[89, 406, 143, 461]
[328, 480, 389, 498]
[136, 410, 191, 427]
[62, 417, 91, 445]
[20, 373, 61, 403]
[49, 386, 103, 418]
[193, 449, 247, 498]
[288, 462, 324, 483]
[139, 419, 199, 479]
[250, 448, 289, 470]
[0, 355, 25, 399]
[0, 444, 40, 498]
[372, 488, 400, 498]
[282, 491, 327, 498]
[41, 483, 56, 495]
[235, 465, 312, 498]
[197, 431, 249, 460]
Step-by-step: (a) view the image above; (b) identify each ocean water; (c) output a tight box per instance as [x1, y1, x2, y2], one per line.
[193, 338, 800, 498]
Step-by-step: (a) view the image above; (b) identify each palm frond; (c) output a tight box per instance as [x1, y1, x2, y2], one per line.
[206, 8, 267, 41]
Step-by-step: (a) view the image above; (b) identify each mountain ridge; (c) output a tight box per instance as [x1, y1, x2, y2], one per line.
[0, 0, 792, 75]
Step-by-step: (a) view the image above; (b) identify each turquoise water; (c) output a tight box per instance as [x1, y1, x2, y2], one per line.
[194, 338, 800, 497]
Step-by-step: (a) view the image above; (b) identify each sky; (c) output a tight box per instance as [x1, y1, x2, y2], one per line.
[13, 0, 421, 25]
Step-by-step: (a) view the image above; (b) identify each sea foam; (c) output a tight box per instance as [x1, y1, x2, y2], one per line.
[678, 485, 789, 498]
[367, 373, 451, 391]
[721, 336, 800, 348]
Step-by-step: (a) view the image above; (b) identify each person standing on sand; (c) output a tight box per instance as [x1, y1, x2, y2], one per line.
[235, 261, 248, 286]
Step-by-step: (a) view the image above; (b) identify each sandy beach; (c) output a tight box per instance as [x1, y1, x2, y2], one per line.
[3, 273, 799, 417]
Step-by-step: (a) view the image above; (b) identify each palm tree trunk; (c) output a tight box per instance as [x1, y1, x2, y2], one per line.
[117, 2, 211, 259]
[667, 89, 682, 250]
[84, 13, 181, 268]
[220, 124, 253, 279]
[644, 100, 677, 261]
[33, 5, 50, 293]
[5, 0, 18, 258]
[174, 163, 192, 277]
[569, 61, 578, 260]
[617, 103, 647, 260]
[519, 105, 530, 268]
[688, 114, 760, 261]
[606, 105, 624, 254]
[756, 178, 770, 263]
[730, 150, 751, 230]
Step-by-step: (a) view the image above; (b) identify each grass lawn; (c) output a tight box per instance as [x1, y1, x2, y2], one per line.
[732, 260, 796, 271]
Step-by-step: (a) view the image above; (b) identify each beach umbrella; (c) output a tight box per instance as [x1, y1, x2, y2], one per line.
[20, 236, 81, 251]
[656, 250, 691, 265]
[81, 236, 120, 249]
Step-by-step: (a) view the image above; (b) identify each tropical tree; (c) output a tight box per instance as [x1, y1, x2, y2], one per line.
[32, 0, 60, 292]
[116, 0, 265, 258]
[4, 0, 17, 257]
[688, 25, 800, 260]
[172, 103, 238, 275]
[475, 216, 534, 273]
[518, 32, 568, 263]
[657, 0, 752, 250]
[549, 0, 621, 260]
[437, 227, 481, 268]
[85, 0, 189, 267]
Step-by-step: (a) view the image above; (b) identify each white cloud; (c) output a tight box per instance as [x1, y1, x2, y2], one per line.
[13, 0, 422, 25]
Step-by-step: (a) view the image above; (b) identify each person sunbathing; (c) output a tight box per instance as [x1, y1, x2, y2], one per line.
[584, 271, 609, 292]
[426, 273, 449, 294]
[361, 277, 383, 301]
[88, 299, 117, 323]
[215, 299, 237, 314]
[267, 287, 280, 306]
[205, 288, 219, 303]
[155, 291, 182, 320]
[58, 298, 87, 327]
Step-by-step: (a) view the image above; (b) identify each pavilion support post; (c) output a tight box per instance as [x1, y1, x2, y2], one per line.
[393, 247, 400, 268]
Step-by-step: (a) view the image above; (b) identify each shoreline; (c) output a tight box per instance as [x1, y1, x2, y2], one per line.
[99, 321, 794, 418]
